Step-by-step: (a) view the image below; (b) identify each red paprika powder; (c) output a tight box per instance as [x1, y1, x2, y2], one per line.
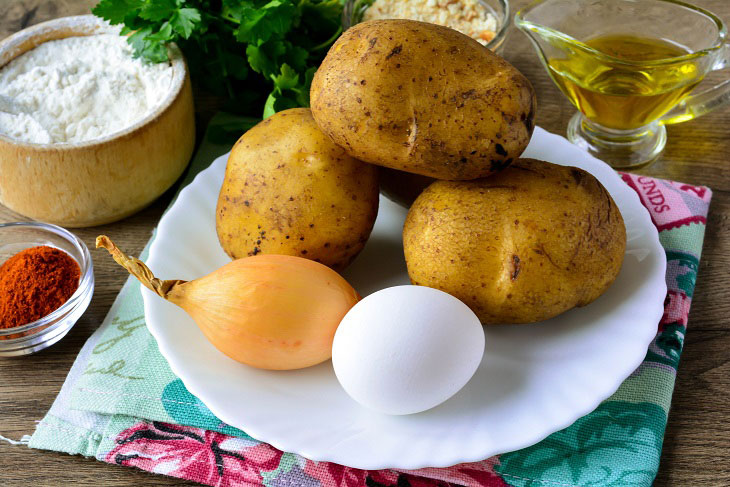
[0, 246, 81, 329]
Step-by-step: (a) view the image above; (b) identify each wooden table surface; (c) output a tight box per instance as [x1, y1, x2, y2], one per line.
[1, 0, 728, 485]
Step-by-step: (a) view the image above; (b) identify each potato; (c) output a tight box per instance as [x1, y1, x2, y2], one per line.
[379, 167, 434, 207]
[216, 108, 379, 271]
[310, 19, 536, 180]
[403, 159, 626, 324]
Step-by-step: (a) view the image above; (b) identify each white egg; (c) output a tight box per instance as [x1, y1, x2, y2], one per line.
[332, 285, 485, 415]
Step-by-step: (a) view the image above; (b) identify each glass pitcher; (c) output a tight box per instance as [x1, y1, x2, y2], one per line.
[515, 0, 730, 168]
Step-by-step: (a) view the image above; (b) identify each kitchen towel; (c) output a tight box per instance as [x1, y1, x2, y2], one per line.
[28, 115, 712, 487]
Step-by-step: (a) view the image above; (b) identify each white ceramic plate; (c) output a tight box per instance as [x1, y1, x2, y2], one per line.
[144, 127, 666, 470]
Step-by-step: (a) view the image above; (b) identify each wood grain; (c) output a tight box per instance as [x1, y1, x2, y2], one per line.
[0, 1, 728, 486]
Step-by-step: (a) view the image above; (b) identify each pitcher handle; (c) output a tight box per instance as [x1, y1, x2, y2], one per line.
[660, 41, 730, 125]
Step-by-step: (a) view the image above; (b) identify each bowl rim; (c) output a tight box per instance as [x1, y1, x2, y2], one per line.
[343, 0, 510, 51]
[0, 221, 94, 338]
[487, 0, 511, 51]
[0, 14, 187, 150]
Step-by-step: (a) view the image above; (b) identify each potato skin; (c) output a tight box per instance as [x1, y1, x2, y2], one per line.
[216, 108, 379, 271]
[379, 166, 434, 208]
[311, 19, 536, 180]
[403, 158, 626, 324]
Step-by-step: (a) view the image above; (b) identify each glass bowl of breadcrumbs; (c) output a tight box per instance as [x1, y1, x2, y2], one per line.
[343, 0, 509, 53]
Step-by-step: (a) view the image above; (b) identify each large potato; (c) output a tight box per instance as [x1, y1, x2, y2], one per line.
[311, 19, 536, 180]
[379, 167, 434, 207]
[403, 159, 626, 324]
[216, 108, 379, 271]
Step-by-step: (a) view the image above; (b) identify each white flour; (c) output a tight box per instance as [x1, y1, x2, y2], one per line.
[0, 34, 174, 144]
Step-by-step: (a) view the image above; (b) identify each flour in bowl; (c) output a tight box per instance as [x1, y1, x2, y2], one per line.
[0, 34, 174, 144]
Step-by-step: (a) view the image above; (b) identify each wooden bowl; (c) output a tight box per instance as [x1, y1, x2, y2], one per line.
[0, 15, 195, 227]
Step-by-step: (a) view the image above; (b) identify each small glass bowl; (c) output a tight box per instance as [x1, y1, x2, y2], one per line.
[0, 222, 94, 356]
[342, 0, 510, 54]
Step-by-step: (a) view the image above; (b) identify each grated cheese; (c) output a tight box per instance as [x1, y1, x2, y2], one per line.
[363, 0, 499, 46]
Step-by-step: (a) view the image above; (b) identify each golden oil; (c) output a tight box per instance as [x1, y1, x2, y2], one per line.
[548, 35, 703, 130]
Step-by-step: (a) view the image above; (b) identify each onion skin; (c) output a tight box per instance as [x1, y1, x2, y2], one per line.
[172, 255, 360, 370]
[97, 236, 359, 370]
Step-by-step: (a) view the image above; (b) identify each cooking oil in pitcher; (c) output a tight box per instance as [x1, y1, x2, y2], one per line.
[547, 35, 703, 130]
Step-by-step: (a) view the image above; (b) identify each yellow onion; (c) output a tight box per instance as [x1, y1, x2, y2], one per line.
[96, 236, 359, 370]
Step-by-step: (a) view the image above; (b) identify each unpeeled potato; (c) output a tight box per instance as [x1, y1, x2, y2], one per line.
[216, 108, 379, 271]
[379, 167, 434, 207]
[311, 19, 536, 180]
[403, 159, 626, 324]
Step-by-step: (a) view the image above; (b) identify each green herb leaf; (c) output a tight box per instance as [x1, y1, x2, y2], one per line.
[208, 114, 261, 144]
[263, 92, 278, 119]
[298, 66, 317, 106]
[284, 44, 308, 72]
[145, 22, 173, 43]
[263, 91, 300, 119]
[93, 0, 343, 122]
[170, 8, 202, 39]
[221, 49, 249, 81]
[271, 63, 299, 91]
[139, 0, 177, 22]
[246, 40, 287, 77]
[128, 27, 169, 63]
[234, 1, 297, 44]
[92, 0, 143, 24]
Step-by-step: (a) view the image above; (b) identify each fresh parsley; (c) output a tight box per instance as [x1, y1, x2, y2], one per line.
[93, 0, 342, 124]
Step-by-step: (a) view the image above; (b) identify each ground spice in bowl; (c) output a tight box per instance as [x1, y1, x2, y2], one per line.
[0, 246, 81, 329]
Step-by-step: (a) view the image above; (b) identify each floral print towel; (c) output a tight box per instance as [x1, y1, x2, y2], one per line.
[28, 118, 712, 487]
